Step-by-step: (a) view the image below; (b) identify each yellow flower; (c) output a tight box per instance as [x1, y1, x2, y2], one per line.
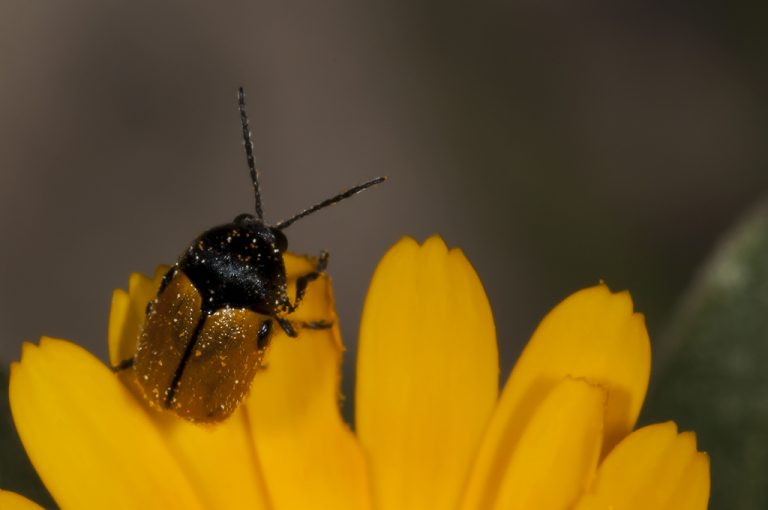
[3, 236, 709, 509]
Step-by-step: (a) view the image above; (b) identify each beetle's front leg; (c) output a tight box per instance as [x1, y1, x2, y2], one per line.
[285, 251, 329, 313]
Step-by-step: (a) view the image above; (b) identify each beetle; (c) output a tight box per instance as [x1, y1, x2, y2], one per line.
[114, 87, 385, 422]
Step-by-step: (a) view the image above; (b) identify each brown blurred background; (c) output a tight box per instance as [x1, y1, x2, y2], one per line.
[1, 0, 767, 409]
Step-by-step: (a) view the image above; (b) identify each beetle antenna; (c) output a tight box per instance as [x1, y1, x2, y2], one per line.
[238, 87, 264, 221]
[275, 176, 386, 230]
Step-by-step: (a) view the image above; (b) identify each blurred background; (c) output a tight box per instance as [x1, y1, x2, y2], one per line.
[1, 0, 768, 506]
[3, 0, 767, 384]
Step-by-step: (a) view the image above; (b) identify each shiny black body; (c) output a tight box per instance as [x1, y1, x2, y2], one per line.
[174, 214, 290, 316]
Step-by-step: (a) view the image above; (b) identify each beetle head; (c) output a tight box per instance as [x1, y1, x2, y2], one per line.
[233, 213, 287, 252]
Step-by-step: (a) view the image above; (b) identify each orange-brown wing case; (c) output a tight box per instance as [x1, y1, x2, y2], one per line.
[171, 306, 269, 422]
[134, 271, 270, 422]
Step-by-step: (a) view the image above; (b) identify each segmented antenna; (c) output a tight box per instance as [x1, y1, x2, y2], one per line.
[238, 87, 263, 221]
[275, 176, 386, 230]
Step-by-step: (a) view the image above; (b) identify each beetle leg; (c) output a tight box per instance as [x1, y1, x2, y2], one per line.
[276, 317, 333, 337]
[158, 266, 177, 294]
[145, 267, 177, 316]
[301, 320, 333, 330]
[111, 357, 135, 372]
[286, 251, 329, 312]
[257, 319, 273, 351]
[277, 317, 298, 337]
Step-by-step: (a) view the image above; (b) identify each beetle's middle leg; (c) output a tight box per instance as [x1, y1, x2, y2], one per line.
[276, 317, 333, 338]
[285, 251, 329, 312]
[257, 319, 272, 350]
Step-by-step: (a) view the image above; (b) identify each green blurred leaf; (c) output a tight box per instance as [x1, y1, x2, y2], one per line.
[0, 365, 55, 508]
[642, 200, 768, 510]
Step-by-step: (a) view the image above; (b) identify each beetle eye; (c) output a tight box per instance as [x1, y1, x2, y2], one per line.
[272, 228, 288, 252]
[234, 213, 256, 225]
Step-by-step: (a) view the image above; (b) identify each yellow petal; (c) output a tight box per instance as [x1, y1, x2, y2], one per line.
[150, 410, 271, 509]
[108, 268, 273, 509]
[462, 284, 649, 509]
[664, 451, 710, 510]
[492, 378, 605, 510]
[573, 422, 710, 510]
[108, 267, 168, 367]
[356, 236, 499, 510]
[0, 490, 45, 510]
[246, 253, 372, 510]
[10, 338, 204, 510]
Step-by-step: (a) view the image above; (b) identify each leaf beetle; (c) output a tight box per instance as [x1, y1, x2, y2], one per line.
[114, 87, 385, 422]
